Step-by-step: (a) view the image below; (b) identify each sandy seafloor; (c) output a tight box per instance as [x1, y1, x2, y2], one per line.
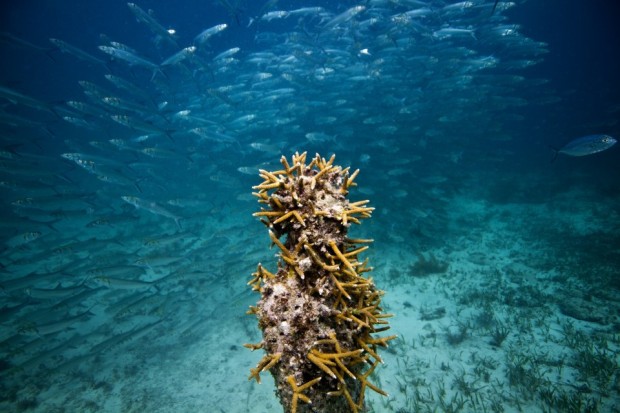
[5, 179, 618, 413]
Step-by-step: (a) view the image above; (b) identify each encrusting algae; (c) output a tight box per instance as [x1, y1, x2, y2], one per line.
[245, 152, 396, 413]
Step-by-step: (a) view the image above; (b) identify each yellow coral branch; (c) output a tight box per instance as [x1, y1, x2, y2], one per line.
[258, 265, 276, 279]
[248, 353, 282, 383]
[357, 338, 382, 363]
[297, 376, 321, 392]
[310, 348, 363, 360]
[334, 357, 357, 380]
[253, 181, 281, 190]
[329, 241, 357, 276]
[258, 169, 280, 183]
[287, 375, 321, 413]
[310, 164, 334, 189]
[308, 352, 337, 379]
[311, 207, 329, 216]
[252, 191, 269, 200]
[354, 360, 387, 408]
[263, 353, 282, 371]
[280, 254, 297, 266]
[268, 209, 304, 228]
[292, 151, 307, 171]
[280, 155, 292, 175]
[344, 168, 360, 190]
[366, 335, 398, 347]
[279, 254, 305, 278]
[243, 342, 264, 351]
[356, 257, 373, 274]
[272, 210, 295, 224]
[271, 196, 283, 209]
[330, 273, 352, 300]
[347, 216, 362, 225]
[320, 153, 336, 170]
[341, 383, 359, 413]
[269, 230, 291, 257]
[346, 238, 374, 244]
[347, 206, 375, 216]
[253, 210, 285, 217]
[305, 244, 340, 271]
[291, 210, 306, 226]
[343, 245, 369, 258]
[344, 311, 370, 329]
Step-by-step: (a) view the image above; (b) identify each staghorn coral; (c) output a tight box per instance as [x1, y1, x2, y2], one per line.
[245, 152, 395, 413]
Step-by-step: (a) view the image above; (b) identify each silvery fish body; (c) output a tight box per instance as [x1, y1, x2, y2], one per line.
[555, 134, 616, 159]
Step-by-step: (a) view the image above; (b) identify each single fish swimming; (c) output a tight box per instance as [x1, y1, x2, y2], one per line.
[551, 134, 617, 162]
[122, 195, 183, 229]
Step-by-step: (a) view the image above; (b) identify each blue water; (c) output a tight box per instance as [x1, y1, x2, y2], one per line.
[1, 1, 619, 412]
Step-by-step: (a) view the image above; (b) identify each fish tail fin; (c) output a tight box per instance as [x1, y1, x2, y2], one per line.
[48, 105, 63, 120]
[45, 48, 57, 62]
[151, 67, 167, 82]
[45, 220, 61, 233]
[133, 179, 144, 194]
[549, 146, 559, 163]
[82, 304, 97, 317]
[78, 274, 91, 286]
[164, 130, 176, 141]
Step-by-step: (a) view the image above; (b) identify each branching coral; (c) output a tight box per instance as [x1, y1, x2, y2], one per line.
[246, 152, 395, 413]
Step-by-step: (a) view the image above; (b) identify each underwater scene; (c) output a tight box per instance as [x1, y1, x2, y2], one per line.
[1, 1, 619, 412]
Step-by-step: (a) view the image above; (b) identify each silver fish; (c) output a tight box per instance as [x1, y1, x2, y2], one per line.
[0, 85, 55, 114]
[213, 47, 240, 61]
[194, 23, 227, 45]
[260, 11, 289, 21]
[127, 2, 178, 47]
[93, 275, 158, 290]
[50, 38, 107, 66]
[122, 195, 183, 229]
[551, 134, 617, 162]
[98, 45, 160, 70]
[321, 5, 365, 30]
[161, 46, 196, 66]
[1, 31, 50, 51]
[18, 308, 94, 336]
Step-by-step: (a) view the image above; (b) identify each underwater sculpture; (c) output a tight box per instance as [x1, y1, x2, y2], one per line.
[245, 152, 396, 413]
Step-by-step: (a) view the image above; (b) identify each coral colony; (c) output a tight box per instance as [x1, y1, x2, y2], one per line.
[245, 152, 396, 413]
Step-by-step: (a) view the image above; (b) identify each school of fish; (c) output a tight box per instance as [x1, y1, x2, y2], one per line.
[0, 0, 560, 410]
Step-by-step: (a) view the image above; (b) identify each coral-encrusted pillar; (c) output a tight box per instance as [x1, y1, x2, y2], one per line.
[245, 152, 395, 413]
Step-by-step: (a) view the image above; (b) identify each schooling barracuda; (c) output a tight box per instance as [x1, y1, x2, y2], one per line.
[551, 134, 617, 162]
[98, 45, 159, 70]
[161, 46, 196, 66]
[126, 2, 178, 47]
